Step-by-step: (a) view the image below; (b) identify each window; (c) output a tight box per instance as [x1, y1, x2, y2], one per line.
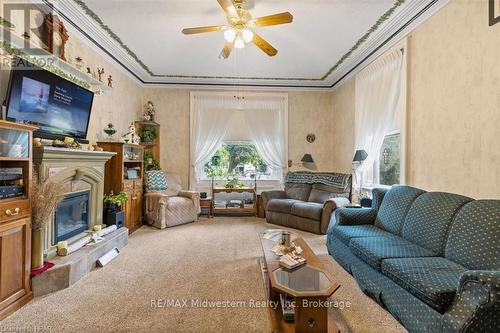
[201, 141, 279, 181]
[374, 131, 401, 186]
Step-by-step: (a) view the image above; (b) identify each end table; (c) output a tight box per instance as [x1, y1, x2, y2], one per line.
[199, 197, 214, 218]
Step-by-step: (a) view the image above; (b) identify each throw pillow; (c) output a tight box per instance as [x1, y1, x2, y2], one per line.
[146, 170, 168, 191]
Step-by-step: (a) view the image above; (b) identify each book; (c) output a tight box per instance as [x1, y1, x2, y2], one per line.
[279, 254, 306, 269]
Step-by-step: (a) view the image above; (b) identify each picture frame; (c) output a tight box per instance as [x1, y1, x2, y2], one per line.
[44, 14, 69, 60]
[490, 0, 500, 26]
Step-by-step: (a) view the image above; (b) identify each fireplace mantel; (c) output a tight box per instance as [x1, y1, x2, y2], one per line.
[33, 147, 116, 258]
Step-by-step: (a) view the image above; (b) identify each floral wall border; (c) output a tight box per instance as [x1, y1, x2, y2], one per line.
[70, 0, 406, 81]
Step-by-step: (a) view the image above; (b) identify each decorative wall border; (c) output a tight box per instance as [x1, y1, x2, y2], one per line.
[69, 0, 406, 81]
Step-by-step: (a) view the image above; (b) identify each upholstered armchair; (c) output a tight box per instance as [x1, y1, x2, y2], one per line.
[144, 171, 200, 229]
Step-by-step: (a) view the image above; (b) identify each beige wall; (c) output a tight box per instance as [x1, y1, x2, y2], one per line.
[330, 0, 500, 199]
[331, 80, 356, 174]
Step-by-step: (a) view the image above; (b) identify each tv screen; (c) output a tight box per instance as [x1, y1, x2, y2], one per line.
[5, 58, 94, 141]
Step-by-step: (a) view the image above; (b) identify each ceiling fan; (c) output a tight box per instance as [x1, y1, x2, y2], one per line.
[181, 0, 293, 59]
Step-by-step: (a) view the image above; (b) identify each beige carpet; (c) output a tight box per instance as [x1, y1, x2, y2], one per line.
[1, 217, 406, 333]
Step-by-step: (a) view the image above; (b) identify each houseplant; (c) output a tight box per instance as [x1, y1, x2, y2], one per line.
[138, 128, 157, 145]
[31, 172, 64, 269]
[104, 191, 128, 212]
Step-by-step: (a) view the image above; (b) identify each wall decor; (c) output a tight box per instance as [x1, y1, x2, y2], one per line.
[43, 14, 69, 60]
[490, 0, 500, 26]
[306, 133, 316, 143]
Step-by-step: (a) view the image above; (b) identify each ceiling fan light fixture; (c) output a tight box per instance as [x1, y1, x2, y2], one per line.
[234, 34, 245, 49]
[241, 28, 254, 43]
[223, 28, 237, 42]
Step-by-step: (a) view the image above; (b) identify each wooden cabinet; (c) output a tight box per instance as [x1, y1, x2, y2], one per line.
[0, 120, 37, 319]
[97, 142, 144, 234]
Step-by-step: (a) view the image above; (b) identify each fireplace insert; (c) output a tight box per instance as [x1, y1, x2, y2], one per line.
[54, 191, 90, 243]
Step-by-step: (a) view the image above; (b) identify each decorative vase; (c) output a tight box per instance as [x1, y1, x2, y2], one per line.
[31, 228, 44, 270]
[103, 123, 117, 140]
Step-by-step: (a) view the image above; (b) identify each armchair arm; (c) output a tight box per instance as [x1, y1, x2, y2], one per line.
[144, 192, 169, 227]
[320, 197, 350, 234]
[331, 208, 377, 226]
[261, 190, 286, 211]
[179, 190, 201, 214]
[441, 270, 500, 332]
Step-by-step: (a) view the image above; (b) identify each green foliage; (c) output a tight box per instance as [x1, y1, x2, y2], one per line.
[138, 128, 157, 142]
[104, 191, 128, 207]
[224, 174, 246, 189]
[144, 151, 160, 170]
[204, 142, 267, 178]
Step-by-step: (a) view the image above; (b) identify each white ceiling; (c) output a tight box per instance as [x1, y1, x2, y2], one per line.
[52, 0, 446, 88]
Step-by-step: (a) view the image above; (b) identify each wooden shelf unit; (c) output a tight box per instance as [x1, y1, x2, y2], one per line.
[212, 187, 256, 216]
[0, 120, 37, 320]
[97, 142, 144, 234]
[134, 121, 160, 170]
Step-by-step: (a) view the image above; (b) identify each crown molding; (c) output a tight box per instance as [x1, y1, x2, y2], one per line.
[42, 0, 448, 89]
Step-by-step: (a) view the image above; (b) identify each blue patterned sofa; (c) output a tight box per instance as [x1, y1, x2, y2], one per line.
[326, 185, 499, 332]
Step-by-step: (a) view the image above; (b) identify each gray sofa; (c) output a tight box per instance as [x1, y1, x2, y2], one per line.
[327, 185, 500, 332]
[261, 171, 352, 234]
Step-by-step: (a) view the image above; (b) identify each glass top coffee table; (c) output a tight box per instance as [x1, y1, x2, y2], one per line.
[259, 229, 341, 333]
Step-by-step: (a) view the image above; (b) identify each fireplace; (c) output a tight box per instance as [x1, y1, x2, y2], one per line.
[55, 191, 90, 243]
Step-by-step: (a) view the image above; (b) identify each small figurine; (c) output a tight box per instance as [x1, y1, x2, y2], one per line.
[143, 101, 155, 122]
[107, 75, 113, 88]
[97, 68, 105, 82]
[75, 57, 84, 71]
[122, 123, 140, 145]
[86, 67, 92, 75]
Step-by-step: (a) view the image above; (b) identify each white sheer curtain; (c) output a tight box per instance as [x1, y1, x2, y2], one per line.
[244, 97, 287, 182]
[354, 48, 404, 187]
[190, 95, 234, 189]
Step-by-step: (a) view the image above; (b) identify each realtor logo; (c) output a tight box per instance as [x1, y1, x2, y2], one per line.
[490, 0, 500, 26]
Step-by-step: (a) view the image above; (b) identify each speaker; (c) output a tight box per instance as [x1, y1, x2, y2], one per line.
[104, 210, 124, 228]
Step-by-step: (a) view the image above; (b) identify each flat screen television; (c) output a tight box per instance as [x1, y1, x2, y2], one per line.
[5, 57, 94, 142]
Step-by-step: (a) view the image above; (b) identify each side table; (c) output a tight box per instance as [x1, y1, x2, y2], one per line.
[199, 197, 214, 218]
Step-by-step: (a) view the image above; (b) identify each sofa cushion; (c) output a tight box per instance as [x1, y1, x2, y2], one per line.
[374, 186, 425, 235]
[381, 257, 467, 313]
[308, 184, 349, 204]
[145, 170, 168, 191]
[290, 202, 323, 220]
[285, 183, 312, 201]
[267, 199, 302, 214]
[444, 200, 500, 270]
[331, 225, 393, 246]
[401, 192, 472, 255]
[349, 236, 435, 270]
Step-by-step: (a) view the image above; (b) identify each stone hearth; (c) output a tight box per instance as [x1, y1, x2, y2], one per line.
[33, 147, 116, 258]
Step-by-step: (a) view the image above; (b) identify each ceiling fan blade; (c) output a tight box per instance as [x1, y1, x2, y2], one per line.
[253, 12, 293, 27]
[218, 0, 240, 22]
[219, 41, 235, 59]
[252, 33, 277, 57]
[182, 25, 224, 35]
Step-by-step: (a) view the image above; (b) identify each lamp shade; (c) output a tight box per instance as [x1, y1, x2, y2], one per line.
[353, 150, 368, 162]
[301, 154, 314, 163]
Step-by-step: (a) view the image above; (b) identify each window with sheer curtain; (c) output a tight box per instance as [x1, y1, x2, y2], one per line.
[189, 92, 288, 190]
[354, 45, 407, 191]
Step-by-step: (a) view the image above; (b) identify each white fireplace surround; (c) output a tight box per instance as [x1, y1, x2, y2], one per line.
[33, 147, 115, 258]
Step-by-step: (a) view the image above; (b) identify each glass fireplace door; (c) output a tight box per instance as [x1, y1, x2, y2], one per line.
[55, 191, 90, 242]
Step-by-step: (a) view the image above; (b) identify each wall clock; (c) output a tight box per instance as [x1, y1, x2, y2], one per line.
[44, 14, 69, 60]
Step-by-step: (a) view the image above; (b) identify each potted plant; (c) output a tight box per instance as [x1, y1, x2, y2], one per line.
[138, 128, 157, 145]
[103, 191, 128, 212]
[31, 172, 63, 269]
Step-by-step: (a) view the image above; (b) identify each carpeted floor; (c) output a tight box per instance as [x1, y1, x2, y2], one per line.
[1, 217, 406, 333]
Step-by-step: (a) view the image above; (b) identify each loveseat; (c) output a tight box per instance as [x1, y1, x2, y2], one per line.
[261, 171, 352, 234]
[327, 185, 499, 332]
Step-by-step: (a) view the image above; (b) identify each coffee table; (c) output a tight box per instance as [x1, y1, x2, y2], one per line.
[259, 230, 341, 333]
